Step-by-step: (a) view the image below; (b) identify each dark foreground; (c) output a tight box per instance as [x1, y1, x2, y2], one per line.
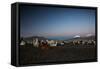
[19, 45, 97, 65]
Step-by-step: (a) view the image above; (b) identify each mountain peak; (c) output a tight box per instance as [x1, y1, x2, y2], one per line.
[73, 35, 80, 38]
[86, 34, 93, 37]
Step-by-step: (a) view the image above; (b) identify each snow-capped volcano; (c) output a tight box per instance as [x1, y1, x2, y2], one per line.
[73, 35, 80, 38]
[86, 34, 93, 37]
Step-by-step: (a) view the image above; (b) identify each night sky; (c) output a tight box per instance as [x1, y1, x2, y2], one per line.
[20, 5, 96, 40]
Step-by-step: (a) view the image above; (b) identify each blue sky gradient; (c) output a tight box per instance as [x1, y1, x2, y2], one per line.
[20, 5, 96, 40]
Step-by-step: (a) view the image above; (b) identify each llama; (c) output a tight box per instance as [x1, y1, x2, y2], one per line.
[33, 38, 39, 47]
[20, 40, 26, 45]
[46, 40, 57, 46]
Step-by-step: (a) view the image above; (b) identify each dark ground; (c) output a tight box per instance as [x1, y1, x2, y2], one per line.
[19, 44, 97, 65]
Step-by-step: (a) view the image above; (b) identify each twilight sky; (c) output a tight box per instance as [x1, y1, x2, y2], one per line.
[20, 5, 96, 39]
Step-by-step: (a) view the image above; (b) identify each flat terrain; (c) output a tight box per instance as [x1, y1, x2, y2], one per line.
[19, 45, 96, 65]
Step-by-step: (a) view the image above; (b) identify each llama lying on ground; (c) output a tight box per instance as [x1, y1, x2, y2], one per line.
[46, 40, 57, 46]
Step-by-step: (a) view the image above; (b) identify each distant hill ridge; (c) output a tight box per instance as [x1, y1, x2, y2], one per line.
[65, 36, 95, 42]
[22, 36, 47, 41]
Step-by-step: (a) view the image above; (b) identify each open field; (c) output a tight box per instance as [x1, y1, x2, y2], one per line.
[19, 44, 96, 65]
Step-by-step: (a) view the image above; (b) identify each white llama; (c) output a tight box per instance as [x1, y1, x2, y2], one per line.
[33, 38, 39, 47]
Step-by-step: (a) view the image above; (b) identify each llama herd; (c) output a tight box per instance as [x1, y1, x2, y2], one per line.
[20, 38, 96, 48]
[20, 38, 62, 47]
[72, 40, 95, 45]
[32, 38, 58, 47]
